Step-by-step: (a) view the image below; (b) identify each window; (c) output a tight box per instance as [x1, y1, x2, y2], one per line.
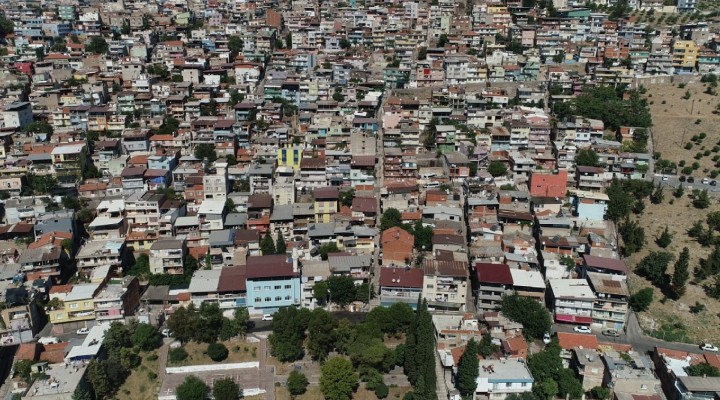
[84, 302, 90, 307]
[274, 285, 281, 290]
[426, 284, 434, 289]
[640, 385, 647, 390]
[505, 383, 511, 388]
[275, 296, 281, 301]
[285, 296, 291, 300]
[255, 297, 261, 302]
[69, 303, 78, 309]
[265, 297, 271, 302]
[264, 286, 271, 290]
[55, 313, 63, 320]
[521, 383, 528, 387]
[285, 285, 291, 289]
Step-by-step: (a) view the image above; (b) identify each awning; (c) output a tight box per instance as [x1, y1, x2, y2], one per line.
[575, 316, 593, 324]
[556, 314, 574, 322]
[556, 314, 593, 324]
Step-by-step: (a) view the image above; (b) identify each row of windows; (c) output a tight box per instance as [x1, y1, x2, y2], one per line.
[255, 296, 291, 302]
[261, 285, 292, 290]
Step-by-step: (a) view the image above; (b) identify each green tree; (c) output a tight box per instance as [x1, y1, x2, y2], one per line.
[588, 386, 610, 400]
[86, 36, 109, 54]
[228, 36, 244, 58]
[196, 302, 223, 343]
[437, 34, 449, 47]
[686, 363, 720, 377]
[693, 189, 711, 209]
[576, 149, 600, 167]
[313, 281, 329, 304]
[501, 294, 552, 339]
[629, 288, 654, 312]
[487, 161, 508, 177]
[320, 357, 359, 400]
[275, 234, 287, 254]
[71, 383, 93, 400]
[207, 342, 229, 362]
[318, 242, 340, 260]
[327, 275, 356, 307]
[656, 226, 672, 248]
[176, 375, 208, 400]
[650, 185, 664, 204]
[131, 323, 161, 351]
[636, 251, 673, 288]
[404, 299, 436, 398]
[287, 370, 309, 397]
[23, 121, 54, 135]
[213, 378, 241, 400]
[339, 189, 355, 207]
[671, 247, 690, 298]
[167, 306, 198, 344]
[619, 219, 645, 256]
[307, 308, 338, 361]
[457, 338, 480, 397]
[413, 221, 433, 251]
[129, 254, 151, 278]
[268, 307, 311, 362]
[261, 232, 276, 255]
[13, 360, 32, 383]
[0, 15, 15, 36]
[557, 368, 583, 399]
[417, 47, 427, 60]
[380, 208, 402, 231]
[87, 360, 112, 399]
[194, 143, 218, 164]
[696, 245, 720, 280]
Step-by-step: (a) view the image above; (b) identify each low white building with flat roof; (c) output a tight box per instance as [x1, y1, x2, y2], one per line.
[474, 359, 534, 399]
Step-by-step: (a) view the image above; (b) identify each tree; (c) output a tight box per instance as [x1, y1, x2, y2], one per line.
[307, 308, 338, 361]
[0, 15, 14, 37]
[167, 306, 197, 344]
[671, 247, 690, 298]
[650, 185, 664, 204]
[487, 161, 507, 177]
[213, 378, 241, 400]
[696, 245, 720, 280]
[71, 383, 94, 400]
[287, 370, 309, 397]
[318, 242, 340, 260]
[339, 38, 351, 49]
[275, 234, 287, 254]
[557, 368, 583, 399]
[261, 232, 276, 255]
[437, 34, 449, 47]
[629, 288, 654, 312]
[457, 338, 480, 398]
[207, 343, 229, 362]
[619, 219, 645, 257]
[196, 302, 223, 343]
[268, 307, 311, 362]
[176, 375, 208, 400]
[501, 294, 551, 339]
[194, 143, 218, 164]
[686, 363, 720, 377]
[228, 36, 244, 58]
[86, 36, 109, 54]
[380, 208, 402, 231]
[285, 32, 292, 49]
[656, 226, 672, 248]
[131, 323, 161, 351]
[404, 299, 437, 398]
[417, 47, 427, 60]
[412, 221, 434, 251]
[588, 386, 610, 400]
[87, 360, 112, 399]
[129, 254, 151, 278]
[24, 121, 54, 135]
[693, 189, 711, 209]
[576, 149, 600, 167]
[313, 281, 329, 304]
[636, 251, 673, 288]
[339, 189, 355, 207]
[327, 275, 356, 307]
[320, 357, 359, 400]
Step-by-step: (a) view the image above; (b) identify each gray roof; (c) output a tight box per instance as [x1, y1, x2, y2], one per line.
[328, 254, 372, 273]
[308, 223, 336, 238]
[188, 269, 221, 293]
[209, 229, 235, 247]
[293, 202, 315, 217]
[34, 216, 74, 235]
[150, 239, 184, 250]
[270, 204, 294, 221]
[225, 212, 247, 227]
[352, 226, 377, 237]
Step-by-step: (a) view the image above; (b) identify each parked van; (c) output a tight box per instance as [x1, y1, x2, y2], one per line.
[38, 337, 59, 345]
[423, 182, 440, 189]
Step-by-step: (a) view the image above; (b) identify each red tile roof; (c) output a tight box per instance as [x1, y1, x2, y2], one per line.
[218, 266, 246, 292]
[15, 343, 39, 361]
[583, 255, 628, 274]
[557, 332, 598, 350]
[351, 197, 377, 214]
[475, 263, 513, 285]
[246, 255, 297, 279]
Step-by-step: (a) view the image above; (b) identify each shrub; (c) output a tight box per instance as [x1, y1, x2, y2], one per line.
[682, 166, 694, 175]
[375, 382, 389, 399]
[705, 150, 712, 157]
[685, 143, 693, 150]
[690, 302, 706, 314]
[146, 353, 159, 361]
[207, 342, 229, 362]
[148, 372, 157, 380]
[169, 347, 188, 363]
[695, 152, 704, 159]
[692, 162, 701, 170]
[679, 160, 686, 167]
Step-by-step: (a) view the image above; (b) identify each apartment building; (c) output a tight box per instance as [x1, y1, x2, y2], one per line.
[586, 272, 629, 330]
[149, 239, 186, 275]
[548, 279, 595, 325]
[93, 276, 141, 322]
[475, 263, 513, 311]
[422, 259, 469, 311]
[48, 283, 101, 326]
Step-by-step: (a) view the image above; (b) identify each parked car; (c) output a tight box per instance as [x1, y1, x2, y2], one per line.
[76, 328, 90, 335]
[543, 332, 551, 344]
[661, 175, 669, 181]
[602, 329, 620, 337]
[701, 343, 719, 352]
[702, 178, 710, 185]
[38, 337, 59, 345]
[712, 180, 718, 186]
[679, 175, 686, 182]
[161, 329, 172, 337]
[687, 176, 695, 183]
[574, 326, 592, 334]
[262, 314, 274, 321]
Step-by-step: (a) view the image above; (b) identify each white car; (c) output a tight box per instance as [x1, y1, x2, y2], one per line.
[700, 343, 719, 352]
[543, 332, 551, 344]
[262, 314, 274, 321]
[76, 328, 90, 335]
[574, 326, 592, 334]
[703, 178, 711, 185]
[661, 175, 669, 181]
[161, 329, 172, 337]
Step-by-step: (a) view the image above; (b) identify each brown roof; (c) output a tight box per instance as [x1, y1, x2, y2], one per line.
[351, 155, 375, 167]
[379, 267, 424, 288]
[313, 186, 340, 200]
[432, 234, 465, 246]
[300, 157, 326, 169]
[248, 193, 272, 209]
[351, 197, 377, 214]
[246, 255, 297, 279]
[234, 229, 259, 244]
[15, 343, 39, 361]
[583, 255, 628, 274]
[475, 263, 513, 284]
[423, 260, 468, 277]
[218, 266, 247, 292]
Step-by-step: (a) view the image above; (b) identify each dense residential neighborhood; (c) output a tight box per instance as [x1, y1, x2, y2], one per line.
[1, 0, 720, 399]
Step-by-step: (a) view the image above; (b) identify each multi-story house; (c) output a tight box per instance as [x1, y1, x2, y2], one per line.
[313, 187, 339, 223]
[328, 254, 373, 283]
[379, 267, 424, 309]
[586, 272, 629, 331]
[48, 283, 101, 326]
[149, 239, 186, 275]
[76, 239, 126, 273]
[17, 245, 65, 281]
[475, 263, 513, 311]
[245, 255, 301, 315]
[548, 279, 595, 325]
[672, 40, 698, 72]
[2, 102, 33, 129]
[198, 199, 226, 237]
[422, 259, 469, 311]
[93, 276, 141, 322]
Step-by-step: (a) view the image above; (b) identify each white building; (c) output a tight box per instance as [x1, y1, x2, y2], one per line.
[474, 359, 534, 399]
[2, 102, 33, 129]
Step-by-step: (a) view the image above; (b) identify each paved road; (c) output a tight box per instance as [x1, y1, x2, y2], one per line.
[554, 312, 702, 354]
[651, 173, 720, 196]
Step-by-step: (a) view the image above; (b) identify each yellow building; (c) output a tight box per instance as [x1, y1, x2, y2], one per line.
[313, 187, 339, 223]
[277, 146, 303, 171]
[48, 283, 100, 324]
[672, 40, 698, 71]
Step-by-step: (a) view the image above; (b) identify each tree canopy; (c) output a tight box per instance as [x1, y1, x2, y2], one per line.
[212, 378, 241, 400]
[268, 307, 311, 362]
[287, 370, 309, 396]
[194, 143, 218, 164]
[501, 294, 552, 339]
[457, 338, 480, 397]
[320, 357, 359, 400]
[176, 376, 208, 400]
[554, 86, 652, 131]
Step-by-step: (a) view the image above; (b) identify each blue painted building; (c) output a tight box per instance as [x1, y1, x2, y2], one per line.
[245, 255, 301, 314]
[573, 191, 609, 222]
